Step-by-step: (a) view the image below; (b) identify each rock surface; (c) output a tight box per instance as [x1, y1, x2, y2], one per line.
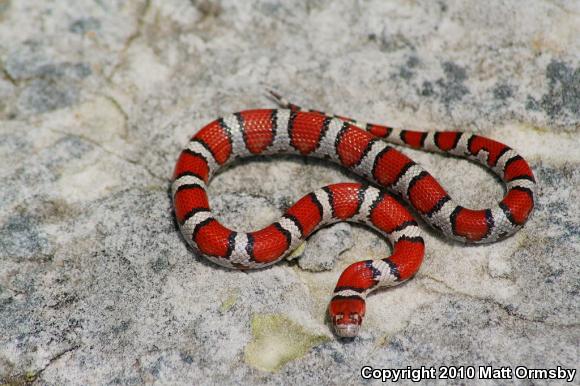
[0, 0, 579, 384]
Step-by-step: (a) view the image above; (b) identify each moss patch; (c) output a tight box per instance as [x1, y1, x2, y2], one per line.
[244, 313, 329, 372]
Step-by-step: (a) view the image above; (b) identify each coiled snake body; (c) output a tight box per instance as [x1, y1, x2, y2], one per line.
[171, 93, 536, 338]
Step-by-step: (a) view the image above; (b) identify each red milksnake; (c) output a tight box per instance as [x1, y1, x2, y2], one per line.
[171, 92, 536, 338]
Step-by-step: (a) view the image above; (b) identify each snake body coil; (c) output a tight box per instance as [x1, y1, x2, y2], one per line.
[171, 95, 536, 338]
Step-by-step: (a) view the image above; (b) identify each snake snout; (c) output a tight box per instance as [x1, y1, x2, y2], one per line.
[332, 313, 362, 338]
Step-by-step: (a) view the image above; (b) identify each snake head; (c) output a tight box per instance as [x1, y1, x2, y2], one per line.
[329, 297, 366, 338]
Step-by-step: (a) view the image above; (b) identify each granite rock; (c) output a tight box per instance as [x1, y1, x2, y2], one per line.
[0, 0, 578, 385]
[288, 222, 354, 272]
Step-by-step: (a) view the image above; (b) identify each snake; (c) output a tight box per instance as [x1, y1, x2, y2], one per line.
[171, 92, 536, 338]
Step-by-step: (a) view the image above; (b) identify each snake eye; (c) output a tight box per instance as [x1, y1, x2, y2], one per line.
[350, 313, 361, 324]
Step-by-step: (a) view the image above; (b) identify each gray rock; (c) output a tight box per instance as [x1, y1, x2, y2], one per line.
[289, 222, 354, 272]
[0, 0, 578, 385]
[17, 78, 79, 114]
[69, 17, 102, 35]
[532, 60, 580, 119]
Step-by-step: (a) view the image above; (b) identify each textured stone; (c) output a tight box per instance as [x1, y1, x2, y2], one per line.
[0, 0, 579, 385]
[289, 222, 354, 272]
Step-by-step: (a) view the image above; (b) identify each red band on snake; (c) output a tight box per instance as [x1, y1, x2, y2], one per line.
[171, 94, 536, 338]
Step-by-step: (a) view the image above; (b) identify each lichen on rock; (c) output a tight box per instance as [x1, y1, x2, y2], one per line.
[244, 314, 329, 372]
